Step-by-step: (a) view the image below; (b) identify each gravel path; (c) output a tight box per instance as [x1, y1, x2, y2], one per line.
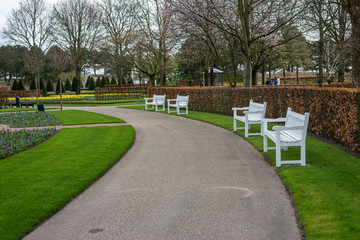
[24, 106, 302, 240]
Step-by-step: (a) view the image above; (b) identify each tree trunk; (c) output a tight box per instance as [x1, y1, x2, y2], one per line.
[348, 2, 360, 87]
[243, 55, 252, 87]
[251, 69, 257, 86]
[318, 3, 324, 87]
[261, 64, 265, 85]
[76, 65, 81, 94]
[210, 66, 214, 86]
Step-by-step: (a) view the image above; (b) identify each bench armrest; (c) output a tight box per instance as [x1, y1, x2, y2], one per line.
[243, 110, 264, 114]
[232, 107, 249, 111]
[272, 125, 304, 131]
[167, 99, 176, 102]
[261, 118, 286, 123]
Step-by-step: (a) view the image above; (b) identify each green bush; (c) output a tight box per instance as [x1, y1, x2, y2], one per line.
[96, 78, 101, 87]
[101, 76, 106, 87]
[88, 77, 96, 90]
[40, 78, 47, 94]
[17, 80, 25, 90]
[29, 79, 36, 90]
[46, 80, 54, 92]
[11, 80, 18, 91]
[71, 77, 77, 92]
[65, 78, 71, 91]
[111, 77, 117, 85]
[56, 79, 65, 93]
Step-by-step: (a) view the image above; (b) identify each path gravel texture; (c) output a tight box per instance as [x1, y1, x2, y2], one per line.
[24, 106, 302, 240]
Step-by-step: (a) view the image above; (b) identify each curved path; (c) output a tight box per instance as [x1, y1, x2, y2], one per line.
[24, 106, 302, 240]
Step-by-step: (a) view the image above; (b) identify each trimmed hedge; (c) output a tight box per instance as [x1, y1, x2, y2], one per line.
[149, 86, 360, 152]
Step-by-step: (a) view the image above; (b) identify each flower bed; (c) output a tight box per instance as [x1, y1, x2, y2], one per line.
[0, 112, 61, 128]
[8, 94, 96, 103]
[0, 128, 56, 158]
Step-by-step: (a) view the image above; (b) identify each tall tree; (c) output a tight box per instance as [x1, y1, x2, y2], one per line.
[345, 0, 360, 87]
[52, 0, 101, 94]
[170, 0, 307, 87]
[99, 0, 136, 86]
[3, 0, 51, 99]
[47, 45, 69, 111]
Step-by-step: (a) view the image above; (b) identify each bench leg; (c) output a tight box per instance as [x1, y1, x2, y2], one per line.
[301, 144, 306, 166]
[245, 121, 249, 137]
[263, 135, 268, 152]
[276, 140, 281, 167]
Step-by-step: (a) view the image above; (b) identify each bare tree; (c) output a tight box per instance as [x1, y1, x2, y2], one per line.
[47, 45, 69, 111]
[99, 0, 137, 86]
[170, 0, 308, 87]
[3, 0, 50, 99]
[51, 0, 101, 94]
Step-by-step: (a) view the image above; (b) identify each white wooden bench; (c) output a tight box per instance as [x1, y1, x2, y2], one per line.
[262, 108, 310, 167]
[232, 100, 267, 137]
[167, 95, 189, 115]
[145, 94, 166, 111]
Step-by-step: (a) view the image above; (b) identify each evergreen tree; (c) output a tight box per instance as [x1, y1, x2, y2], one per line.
[96, 78, 101, 87]
[17, 80, 25, 90]
[71, 77, 77, 92]
[46, 80, 54, 92]
[111, 76, 117, 84]
[40, 78, 47, 94]
[11, 79, 18, 90]
[88, 77, 96, 90]
[65, 78, 71, 91]
[85, 76, 91, 87]
[105, 76, 110, 85]
[101, 76, 106, 87]
[29, 79, 36, 90]
[56, 79, 65, 93]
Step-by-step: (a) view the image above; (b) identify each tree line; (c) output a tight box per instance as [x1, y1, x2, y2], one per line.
[2, 0, 359, 94]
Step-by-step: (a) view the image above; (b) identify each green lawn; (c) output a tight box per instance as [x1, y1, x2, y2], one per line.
[120, 105, 360, 240]
[51, 109, 125, 125]
[0, 110, 134, 240]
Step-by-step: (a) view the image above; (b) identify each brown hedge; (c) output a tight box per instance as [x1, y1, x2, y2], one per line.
[149, 86, 360, 152]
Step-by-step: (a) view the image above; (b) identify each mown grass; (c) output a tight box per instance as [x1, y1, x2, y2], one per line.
[121, 105, 360, 240]
[51, 109, 125, 125]
[0, 126, 134, 240]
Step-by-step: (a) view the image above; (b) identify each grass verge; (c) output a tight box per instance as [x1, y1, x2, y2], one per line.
[0, 125, 135, 240]
[120, 105, 360, 239]
[51, 109, 125, 125]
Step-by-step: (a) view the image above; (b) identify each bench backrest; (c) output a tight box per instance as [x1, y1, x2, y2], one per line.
[248, 100, 267, 119]
[176, 95, 189, 107]
[285, 107, 310, 141]
[153, 94, 166, 104]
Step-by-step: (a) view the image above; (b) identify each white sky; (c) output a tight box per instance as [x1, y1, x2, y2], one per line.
[0, 0, 58, 45]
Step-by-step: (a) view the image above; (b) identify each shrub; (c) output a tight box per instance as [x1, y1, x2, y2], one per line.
[96, 78, 101, 87]
[65, 78, 71, 91]
[46, 80, 54, 92]
[11, 80, 18, 91]
[101, 76, 106, 87]
[40, 78, 47, 94]
[111, 77, 117, 85]
[29, 79, 36, 90]
[85, 76, 91, 87]
[56, 79, 65, 93]
[149, 86, 360, 152]
[17, 80, 25, 90]
[71, 77, 77, 92]
[88, 77, 96, 90]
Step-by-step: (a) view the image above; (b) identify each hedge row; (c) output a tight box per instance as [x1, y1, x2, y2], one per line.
[149, 86, 360, 152]
[94, 86, 148, 100]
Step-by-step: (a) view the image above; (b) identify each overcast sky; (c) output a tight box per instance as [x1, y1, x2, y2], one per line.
[0, 0, 58, 45]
